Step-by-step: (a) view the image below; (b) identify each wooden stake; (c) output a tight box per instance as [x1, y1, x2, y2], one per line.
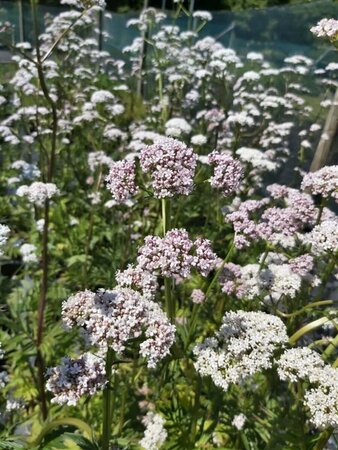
[310, 88, 338, 172]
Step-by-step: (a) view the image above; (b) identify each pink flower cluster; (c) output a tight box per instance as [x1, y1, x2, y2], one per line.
[191, 289, 206, 304]
[46, 353, 106, 406]
[289, 254, 314, 277]
[105, 159, 138, 203]
[140, 137, 197, 198]
[226, 185, 318, 249]
[140, 302, 176, 368]
[301, 166, 338, 202]
[137, 229, 218, 278]
[62, 288, 175, 367]
[226, 199, 268, 248]
[310, 18, 338, 40]
[220, 263, 251, 298]
[116, 264, 158, 300]
[208, 151, 243, 196]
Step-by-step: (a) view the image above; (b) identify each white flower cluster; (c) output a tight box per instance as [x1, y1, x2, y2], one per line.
[0, 224, 10, 256]
[192, 11, 213, 22]
[11, 160, 40, 180]
[140, 302, 176, 368]
[90, 90, 114, 104]
[303, 220, 338, 255]
[193, 310, 288, 391]
[0, 344, 8, 389]
[191, 134, 207, 146]
[220, 258, 303, 302]
[19, 243, 38, 264]
[208, 151, 243, 197]
[62, 288, 175, 368]
[236, 147, 277, 172]
[62, 0, 106, 9]
[301, 166, 338, 202]
[127, 8, 166, 32]
[16, 182, 59, 207]
[88, 151, 113, 172]
[140, 412, 167, 450]
[310, 18, 338, 40]
[165, 118, 191, 137]
[277, 347, 324, 383]
[46, 352, 106, 406]
[277, 347, 338, 429]
[262, 263, 302, 301]
[232, 413, 247, 431]
[304, 367, 338, 429]
[6, 397, 24, 412]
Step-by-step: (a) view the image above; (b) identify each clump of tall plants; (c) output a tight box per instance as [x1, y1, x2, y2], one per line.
[0, 1, 337, 449]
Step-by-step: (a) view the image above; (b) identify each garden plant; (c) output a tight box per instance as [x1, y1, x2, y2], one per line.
[0, 1, 337, 449]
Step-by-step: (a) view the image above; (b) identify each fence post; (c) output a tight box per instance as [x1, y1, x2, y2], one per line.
[161, 0, 166, 10]
[18, 0, 25, 43]
[310, 88, 338, 171]
[188, 0, 195, 30]
[98, 8, 103, 51]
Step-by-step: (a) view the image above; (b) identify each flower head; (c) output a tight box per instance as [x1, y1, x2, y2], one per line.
[310, 18, 338, 41]
[105, 160, 138, 203]
[0, 225, 10, 256]
[303, 220, 338, 255]
[208, 151, 242, 196]
[194, 310, 288, 391]
[140, 412, 167, 450]
[16, 182, 59, 206]
[140, 138, 197, 198]
[137, 229, 218, 279]
[301, 166, 338, 202]
[46, 352, 106, 405]
[62, 288, 175, 368]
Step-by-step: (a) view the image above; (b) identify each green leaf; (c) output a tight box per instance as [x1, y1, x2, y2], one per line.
[30, 418, 94, 448]
[0, 437, 26, 449]
[40, 433, 99, 450]
[289, 317, 330, 344]
[66, 254, 87, 267]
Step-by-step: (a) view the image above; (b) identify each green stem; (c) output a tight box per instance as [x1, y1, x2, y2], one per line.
[161, 198, 174, 320]
[259, 245, 270, 270]
[102, 348, 114, 450]
[315, 199, 327, 225]
[289, 317, 330, 345]
[118, 386, 127, 434]
[205, 241, 234, 298]
[313, 428, 334, 450]
[190, 375, 201, 444]
[187, 303, 200, 342]
[276, 300, 334, 319]
[165, 277, 175, 321]
[323, 333, 338, 359]
[41, 10, 87, 63]
[161, 198, 168, 235]
[31, 0, 58, 421]
[316, 255, 337, 300]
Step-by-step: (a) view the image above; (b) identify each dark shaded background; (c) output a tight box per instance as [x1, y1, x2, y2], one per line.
[31, 0, 322, 12]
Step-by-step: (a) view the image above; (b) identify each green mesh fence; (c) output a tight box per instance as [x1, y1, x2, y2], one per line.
[0, 0, 338, 65]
